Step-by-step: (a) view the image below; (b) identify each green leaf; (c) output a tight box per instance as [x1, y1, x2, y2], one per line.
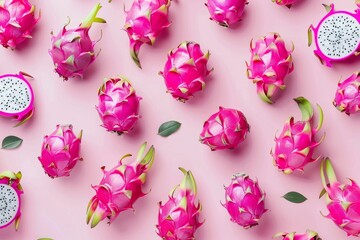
[282, 191, 307, 204]
[158, 121, 181, 137]
[319, 188, 327, 199]
[37, 238, 54, 240]
[2, 136, 23, 149]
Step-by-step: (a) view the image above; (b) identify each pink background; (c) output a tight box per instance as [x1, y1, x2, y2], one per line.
[1, 0, 360, 239]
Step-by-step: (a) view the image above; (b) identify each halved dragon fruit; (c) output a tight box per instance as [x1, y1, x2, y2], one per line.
[308, 4, 360, 67]
[0, 171, 23, 230]
[0, 72, 34, 126]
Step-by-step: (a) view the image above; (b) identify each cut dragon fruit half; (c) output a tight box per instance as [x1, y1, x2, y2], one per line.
[308, 4, 360, 67]
[0, 72, 34, 126]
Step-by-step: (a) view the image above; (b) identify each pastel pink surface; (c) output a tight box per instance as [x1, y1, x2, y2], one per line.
[0, 0, 360, 239]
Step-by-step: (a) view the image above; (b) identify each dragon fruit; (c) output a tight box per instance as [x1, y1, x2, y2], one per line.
[86, 142, 155, 228]
[205, 0, 248, 28]
[0, 72, 34, 126]
[38, 125, 83, 178]
[272, 0, 298, 8]
[0, 0, 39, 49]
[274, 230, 321, 240]
[48, 3, 106, 80]
[272, 97, 324, 174]
[333, 72, 360, 115]
[222, 173, 267, 228]
[124, 0, 171, 68]
[246, 33, 294, 104]
[321, 158, 360, 236]
[157, 168, 202, 239]
[308, 4, 360, 67]
[160, 41, 212, 102]
[96, 77, 141, 135]
[0, 171, 23, 230]
[199, 107, 249, 151]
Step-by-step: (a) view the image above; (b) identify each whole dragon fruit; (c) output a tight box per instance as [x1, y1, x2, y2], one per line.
[0, 0, 39, 49]
[272, 0, 298, 8]
[157, 168, 202, 240]
[246, 33, 294, 104]
[308, 4, 360, 67]
[321, 158, 360, 237]
[48, 3, 106, 80]
[38, 125, 83, 178]
[199, 107, 249, 151]
[222, 173, 267, 228]
[0, 171, 23, 230]
[333, 72, 360, 115]
[0, 72, 34, 126]
[272, 97, 324, 174]
[96, 77, 141, 135]
[274, 230, 322, 240]
[86, 142, 155, 228]
[160, 41, 212, 102]
[124, 0, 171, 68]
[205, 0, 248, 28]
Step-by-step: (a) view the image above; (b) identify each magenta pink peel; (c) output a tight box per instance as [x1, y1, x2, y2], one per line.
[321, 158, 360, 237]
[48, 3, 106, 80]
[308, 4, 360, 67]
[222, 173, 267, 228]
[200, 107, 249, 151]
[157, 168, 203, 240]
[274, 230, 321, 240]
[38, 125, 83, 178]
[124, 0, 171, 68]
[272, 97, 324, 174]
[86, 142, 155, 228]
[333, 72, 360, 115]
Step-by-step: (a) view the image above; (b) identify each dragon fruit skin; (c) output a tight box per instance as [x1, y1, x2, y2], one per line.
[246, 33, 294, 104]
[200, 107, 250, 151]
[0, 0, 39, 49]
[124, 0, 171, 68]
[205, 0, 248, 28]
[157, 168, 203, 240]
[333, 72, 360, 115]
[274, 230, 321, 240]
[321, 158, 360, 237]
[86, 142, 155, 228]
[272, 97, 324, 174]
[48, 4, 106, 80]
[160, 41, 213, 102]
[0, 171, 23, 230]
[96, 77, 141, 135]
[308, 4, 360, 67]
[222, 173, 267, 228]
[272, 0, 298, 8]
[38, 125, 82, 178]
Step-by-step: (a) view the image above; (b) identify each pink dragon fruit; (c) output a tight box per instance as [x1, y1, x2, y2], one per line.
[205, 0, 248, 28]
[272, 0, 298, 8]
[308, 4, 360, 67]
[321, 158, 360, 237]
[38, 125, 83, 178]
[222, 173, 267, 228]
[199, 107, 249, 151]
[0, 0, 39, 49]
[96, 77, 141, 135]
[0, 171, 23, 230]
[48, 3, 106, 80]
[0, 72, 34, 126]
[274, 230, 321, 240]
[246, 33, 294, 104]
[86, 142, 155, 228]
[157, 168, 202, 240]
[333, 72, 360, 115]
[160, 41, 212, 102]
[124, 0, 171, 68]
[272, 97, 324, 174]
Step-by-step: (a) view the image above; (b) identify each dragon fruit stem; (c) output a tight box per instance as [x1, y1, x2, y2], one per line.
[80, 3, 106, 29]
[321, 158, 337, 188]
[179, 168, 197, 194]
[294, 97, 313, 121]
